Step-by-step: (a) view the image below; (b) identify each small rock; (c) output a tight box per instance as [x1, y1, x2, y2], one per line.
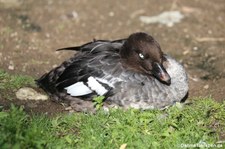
[16, 87, 48, 101]
[61, 11, 79, 20]
[65, 106, 72, 111]
[208, 30, 212, 34]
[184, 64, 188, 68]
[181, 6, 199, 14]
[185, 34, 190, 38]
[183, 50, 189, 55]
[10, 32, 18, 37]
[69, 110, 75, 113]
[8, 60, 14, 70]
[71, 11, 78, 19]
[139, 11, 184, 27]
[108, 11, 114, 17]
[52, 64, 58, 68]
[203, 84, 209, 89]
[8, 65, 14, 70]
[45, 33, 50, 38]
[193, 46, 198, 51]
[189, 75, 199, 82]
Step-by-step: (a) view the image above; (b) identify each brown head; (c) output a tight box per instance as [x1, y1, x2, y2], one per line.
[120, 32, 171, 85]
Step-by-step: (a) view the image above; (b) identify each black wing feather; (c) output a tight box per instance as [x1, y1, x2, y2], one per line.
[56, 39, 125, 52]
[36, 39, 125, 98]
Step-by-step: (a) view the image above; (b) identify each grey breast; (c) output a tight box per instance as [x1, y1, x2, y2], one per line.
[107, 55, 188, 110]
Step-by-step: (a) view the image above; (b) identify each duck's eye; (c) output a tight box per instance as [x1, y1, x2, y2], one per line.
[139, 53, 145, 60]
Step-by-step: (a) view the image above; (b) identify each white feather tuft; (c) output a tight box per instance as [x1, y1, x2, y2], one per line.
[65, 82, 92, 96]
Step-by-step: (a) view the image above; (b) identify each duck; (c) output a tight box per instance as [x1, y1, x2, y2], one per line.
[37, 32, 188, 110]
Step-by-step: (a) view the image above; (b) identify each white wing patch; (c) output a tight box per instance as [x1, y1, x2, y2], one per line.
[87, 76, 108, 95]
[64, 76, 109, 96]
[65, 82, 92, 96]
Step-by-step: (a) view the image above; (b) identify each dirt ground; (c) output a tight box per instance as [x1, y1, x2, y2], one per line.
[0, 0, 224, 114]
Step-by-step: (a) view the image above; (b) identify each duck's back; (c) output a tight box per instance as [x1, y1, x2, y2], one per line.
[37, 40, 133, 100]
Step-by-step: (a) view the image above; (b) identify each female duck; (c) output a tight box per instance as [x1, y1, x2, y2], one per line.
[37, 32, 188, 110]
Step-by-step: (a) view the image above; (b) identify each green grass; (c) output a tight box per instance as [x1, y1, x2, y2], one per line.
[0, 70, 224, 148]
[0, 70, 35, 90]
[0, 99, 224, 149]
[0, 105, 79, 149]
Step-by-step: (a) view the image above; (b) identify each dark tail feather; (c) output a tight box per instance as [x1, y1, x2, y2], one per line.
[36, 73, 57, 95]
[36, 73, 69, 102]
[56, 40, 114, 52]
[36, 59, 72, 95]
[56, 41, 95, 51]
[56, 46, 82, 51]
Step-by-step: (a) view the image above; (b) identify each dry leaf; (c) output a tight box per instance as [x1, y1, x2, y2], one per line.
[120, 143, 127, 149]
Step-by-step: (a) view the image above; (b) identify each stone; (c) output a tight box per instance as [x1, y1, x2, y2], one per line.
[139, 11, 184, 27]
[16, 87, 48, 101]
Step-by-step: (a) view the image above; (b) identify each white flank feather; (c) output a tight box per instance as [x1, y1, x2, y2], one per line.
[65, 82, 92, 96]
[87, 76, 108, 95]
